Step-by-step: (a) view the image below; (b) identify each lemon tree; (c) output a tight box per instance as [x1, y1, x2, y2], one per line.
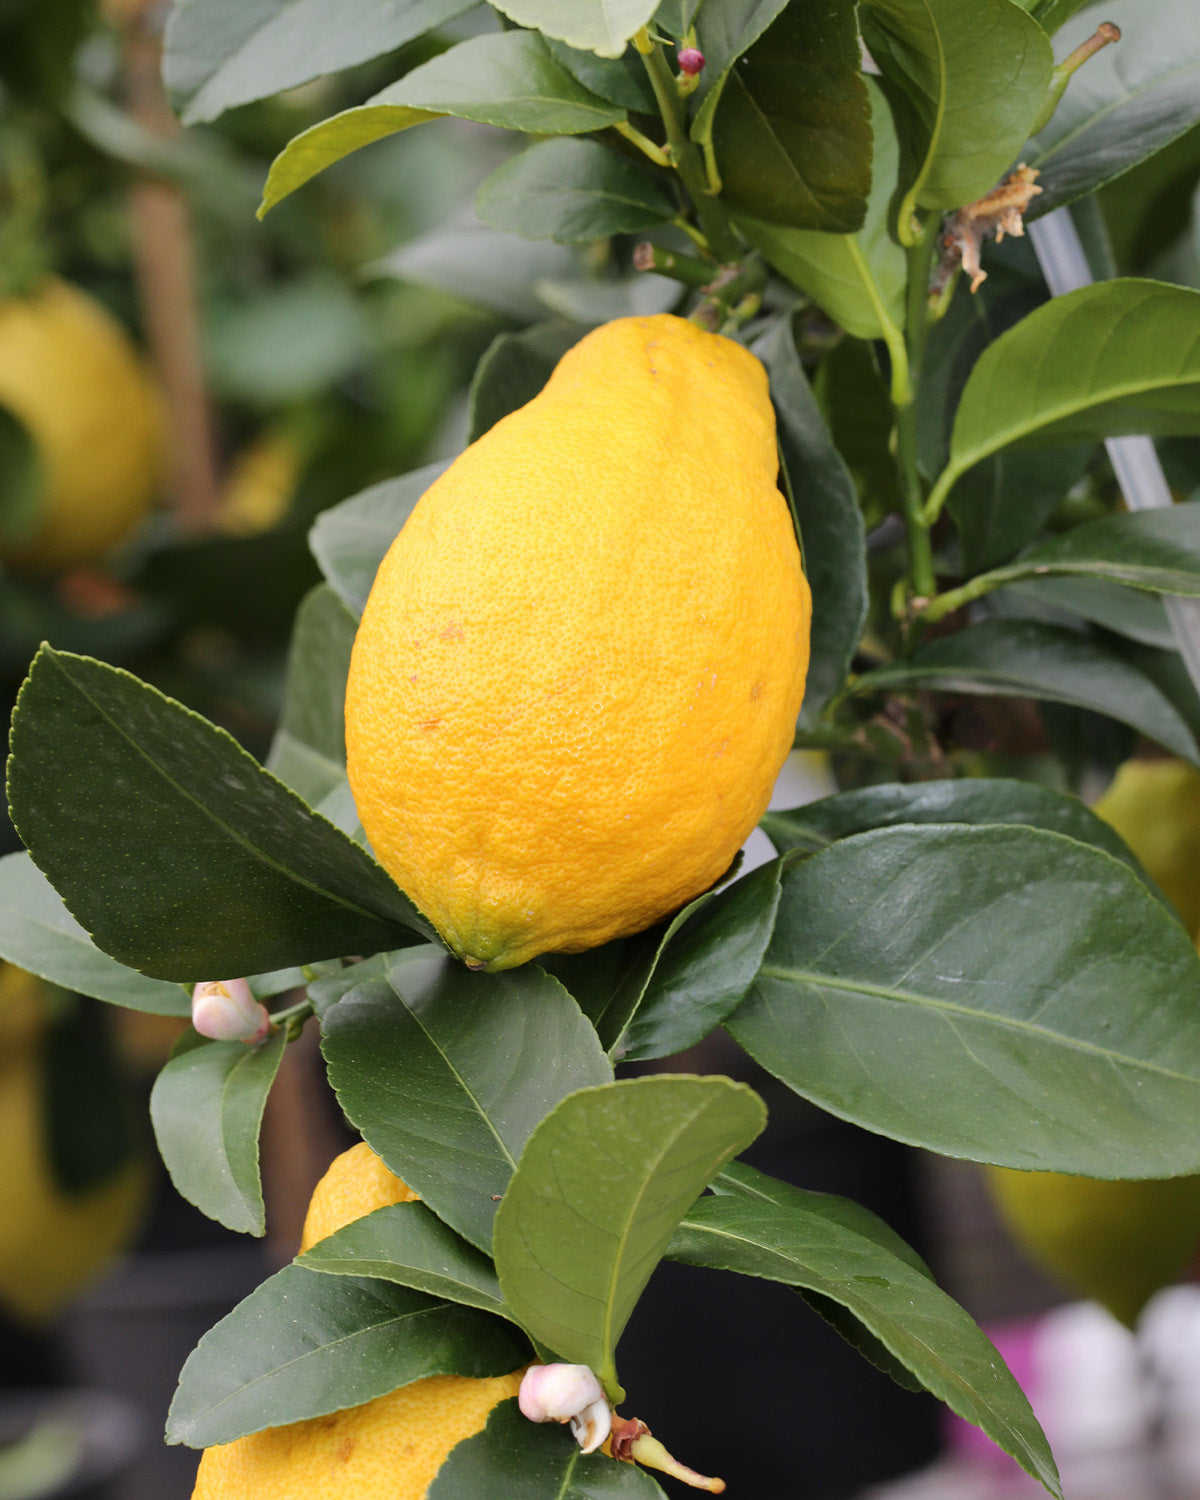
[5, 1, 1200, 1497]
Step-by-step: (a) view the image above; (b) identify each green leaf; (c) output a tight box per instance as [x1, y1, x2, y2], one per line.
[372, 223, 579, 322]
[266, 584, 357, 806]
[429, 1402, 668, 1499]
[149, 1027, 287, 1236]
[734, 79, 906, 344]
[851, 618, 1200, 761]
[1029, 0, 1200, 216]
[948, 445, 1095, 576]
[706, 0, 871, 231]
[544, 38, 656, 111]
[0, 852, 190, 1013]
[728, 822, 1200, 1176]
[259, 32, 624, 213]
[468, 323, 581, 444]
[493, 1075, 766, 1394]
[166, 1264, 529, 1448]
[760, 777, 1172, 910]
[476, 139, 676, 244]
[961, 501, 1200, 602]
[690, 0, 793, 151]
[6, 648, 432, 981]
[321, 950, 613, 1252]
[299, 1201, 511, 1318]
[926, 282, 1200, 518]
[1031, 0, 1094, 32]
[309, 462, 448, 618]
[1009, 574, 1174, 649]
[487, 0, 658, 58]
[618, 860, 783, 1060]
[164, 0, 475, 124]
[652, 0, 701, 38]
[667, 1192, 1061, 1499]
[859, 0, 1053, 233]
[755, 316, 867, 719]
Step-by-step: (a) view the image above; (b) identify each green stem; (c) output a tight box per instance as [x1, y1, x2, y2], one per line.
[637, 30, 742, 265]
[632, 240, 716, 288]
[1031, 22, 1120, 135]
[894, 221, 939, 601]
[918, 570, 1006, 625]
[614, 119, 672, 169]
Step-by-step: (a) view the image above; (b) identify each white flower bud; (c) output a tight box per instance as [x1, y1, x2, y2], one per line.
[570, 1397, 612, 1455]
[192, 979, 272, 1043]
[518, 1363, 607, 1426]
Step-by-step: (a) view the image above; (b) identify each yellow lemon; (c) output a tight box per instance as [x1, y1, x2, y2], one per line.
[216, 426, 305, 536]
[1091, 758, 1200, 932]
[0, 994, 146, 1324]
[298, 1140, 420, 1254]
[192, 1142, 527, 1500]
[984, 1167, 1200, 1328]
[987, 758, 1200, 1326]
[0, 278, 165, 572]
[346, 314, 811, 971]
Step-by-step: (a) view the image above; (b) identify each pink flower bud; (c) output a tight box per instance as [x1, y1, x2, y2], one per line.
[518, 1363, 606, 1424]
[677, 47, 705, 75]
[192, 979, 272, 1043]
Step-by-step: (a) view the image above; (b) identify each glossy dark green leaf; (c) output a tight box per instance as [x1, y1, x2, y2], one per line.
[299, 1201, 510, 1318]
[430, 1402, 668, 1498]
[728, 823, 1200, 1176]
[1029, 0, 1200, 216]
[755, 315, 867, 719]
[967, 499, 1200, 600]
[948, 445, 1094, 576]
[489, 0, 658, 57]
[707, 0, 871, 231]
[854, 618, 1200, 761]
[149, 1026, 287, 1236]
[860, 0, 1053, 230]
[468, 324, 581, 444]
[620, 858, 784, 1061]
[652, 0, 701, 37]
[6, 648, 432, 981]
[926, 282, 1200, 519]
[164, 0, 475, 124]
[166, 1263, 529, 1447]
[266, 584, 357, 806]
[260, 32, 625, 213]
[309, 462, 448, 617]
[1009, 575, 1174, 649]
[493, 1076, 766, 1392]
[0, 852, 190, 1013]
[760, 777, 1170, 910]
[735, 80, 906, 344]
[476, 139, 676, 244]
[667, 1192, 1061, 1498]
[321, 950, 612, 1252]
[691, 0, 799, 155]
[544, 38, 656, 110]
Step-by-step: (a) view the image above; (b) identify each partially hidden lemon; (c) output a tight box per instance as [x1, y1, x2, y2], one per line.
[0, 278, 165, 572]
[192, 1142, 526, 1500]
[346, 314, 811, 971]
[986, 757, 1200, 1327]
[0, 967, 147, 1324]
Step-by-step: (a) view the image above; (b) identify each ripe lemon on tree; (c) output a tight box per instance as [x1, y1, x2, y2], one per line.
[0, 964, 146, 1324]
[0, 278, 165, 573]
[986, 758, 1200, 1326]
[346, 314, 811, 971]
[191, 1142, 527, 1500]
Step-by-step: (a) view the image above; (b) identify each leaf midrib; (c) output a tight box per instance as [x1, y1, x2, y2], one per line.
[757, 962, 1200, 1085]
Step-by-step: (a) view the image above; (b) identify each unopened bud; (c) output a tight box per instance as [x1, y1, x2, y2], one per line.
[677, 47, 705, 75]
[519, 1365, 611, 1452]
[192, 979, 272, 1043]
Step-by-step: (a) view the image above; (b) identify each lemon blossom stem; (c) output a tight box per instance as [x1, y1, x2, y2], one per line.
[636, 28, 743, 266]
